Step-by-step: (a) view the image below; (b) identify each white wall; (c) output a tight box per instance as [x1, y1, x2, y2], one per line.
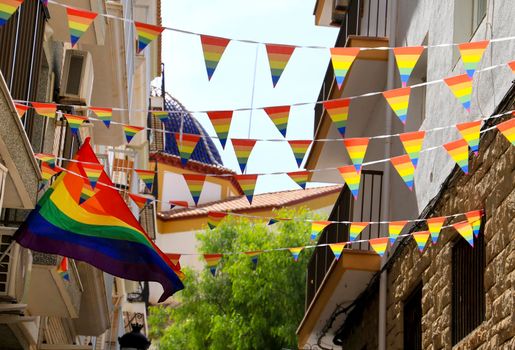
[161, 171, 222, 210]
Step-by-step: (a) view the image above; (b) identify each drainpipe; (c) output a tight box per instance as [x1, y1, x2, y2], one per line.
[379, 0, 397, 349]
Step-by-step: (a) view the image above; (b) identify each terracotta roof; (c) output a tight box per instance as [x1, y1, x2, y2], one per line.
[158, 184, 343, 221]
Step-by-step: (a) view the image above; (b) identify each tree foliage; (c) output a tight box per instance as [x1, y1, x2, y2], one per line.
[148, 208, 314, 350]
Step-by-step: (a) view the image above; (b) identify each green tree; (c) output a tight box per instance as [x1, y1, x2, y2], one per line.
[148, 208, 314, 350]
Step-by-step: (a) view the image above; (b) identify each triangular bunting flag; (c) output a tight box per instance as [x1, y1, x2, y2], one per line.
[383, 87, 411, 125]
[152, 111, 169, 123]
[207, 110, 233, 149]
[392, 46, 425, 87]
[35, 153, 56, 167]
[79, 162, 104, 189]
[287, 140, 311, 168]
[412, 231, 430, 253]
[443, 138, 469, 174]
[175, 133, 201, 166]
[389, 220, 407, 246]
[200, 35, 230, 81]
[207, 211, 227, 229]
[508, 61, 515, 75]
[41, 162, 62, 181]
[329, 243, 345, 260]
[183, 174, 206, 206]
[169, 200, 189, 209]
[79, 180, 98, 205]
[349, 222, 368, 241]
[135, 169, 155, 191]
[427, 217, 446, 244]
[323, 98, 350, 138]
[234, 174, 258, 205]
[31, 102, 56, 119]
[14, 103, 30, 118]
[244, 251, 261, 268]
[289, 247, 303, 262]
[263, 106, 290, 137]
[64, 114, 88, 135]
[399, 131, 425, 168]
[453, 221, 474, 247]
[311, 221, 331, 240]
[165, 253, 181, 268]
[57, 257, 70, 281]
[265, 44, 295, 87]
[497, 118, 515, 146]
[124, 125, 145, 144]
[287, 170, 309, 190]
[343, 137, 369, 173]
[268, 218, 279, 226]
[203, 254, 222, 276]
[338, 165, 361, 200]
[369, 237, 389, 257]
[330, 47, 360, 89]
[134, 21, 164, 53]
[456, 120, 481, 155]
[129, 193, 151, 210]
[66, 7, 98, 47]
[458, 40, 489, 78]
[465, 210, 482, 238]
[0, 0, 23, 27]
[390, 154, 416, 190]
[444, 74, 473, 113]
[231, 139, 257, 173]
[89, 107, 112, 128]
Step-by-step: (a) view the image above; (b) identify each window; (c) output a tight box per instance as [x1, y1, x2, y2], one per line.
[453, 0, 487, 62]
[404, 283, 423, 350]
[452, 226, 485, 345]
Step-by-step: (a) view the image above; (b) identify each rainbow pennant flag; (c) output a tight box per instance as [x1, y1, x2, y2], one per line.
[124, 125, 145, 144]
[497, 118, 515, 146]
[169, 200, 189, 209]
[204, 254, 222, 276]
[89, 107, 112, 128]
[14, 103, 30, 118]
[458, 40, 489, 78]
[338, 165, 361, 200]
[41, 162, 62, 181]
[323, 98, 350, 138]
[79, 162, 104, 189]
[311, 221, 331, 240]
[35, 153, 56, 168]
[288, 247, 303, 262]
[287, 170, 309, 190]
[453, 221, 474, 247]
[263, 105, 290, 137]
[0, 0, 23, 27]
[369, 237, 389, 257]
[399, 130, 425, 168]
[456, 120, 481, 155]
[79, 180, 98, 205]
[390, 154, 416, 190]
[245, 251, 261, 268]
[207, 211, 227, 229]
[393, 46, 425, 87]
[444, 74, 473, 113]
[134, 21, 164, 53]
[412, 231, 430, 253]
[207, 110, 233, 149]
[268, 218, 279, 225]
[15, 139, 184, 302]
[57, 257, 70, 281]
[349, 222, 368, 241]
[231, 138, 257, 173]
[200, 35, 231, 81]
[508, 61, 515, 75]
[135, 169, 155, 191]
[389, 220, 407, 246]
[288, 140, 311, 168]
[234, 174, 258, 205]
[64, 114, 88, 135]
[427, 216, 446, 244]
[465, 210, 482, 238]
[443, 138, 469, 174]
[31, 102, 56, 119]
[129, 193, 151, 210]
[183, 174, 206, 206]
[329, 243, 345, 260]
[152, 111, 169, 123]
[330, 47, 360, 90]
[66, 7, 97, 47]
[175, 133, 201, 166]
[165, 253, 181, 269]
[383, 87, 411, 125]
[265, 44, 295, 87]
[344, 137, 369, 173]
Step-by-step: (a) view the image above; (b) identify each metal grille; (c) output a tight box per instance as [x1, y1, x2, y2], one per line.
[0, 233, 13, 294]
[139, 201, 156, 240]
[149, 115, 165, 152]
[404, 283, 423, 350]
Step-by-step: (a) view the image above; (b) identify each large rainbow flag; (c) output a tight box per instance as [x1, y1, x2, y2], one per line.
[14, 139, 183, 302]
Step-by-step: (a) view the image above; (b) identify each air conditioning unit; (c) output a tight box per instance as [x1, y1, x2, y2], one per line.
[59, 49, 94, 106]
[0, 228, 30, 302]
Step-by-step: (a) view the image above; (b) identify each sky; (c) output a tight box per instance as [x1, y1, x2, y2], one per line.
[159, 0, 338, 194]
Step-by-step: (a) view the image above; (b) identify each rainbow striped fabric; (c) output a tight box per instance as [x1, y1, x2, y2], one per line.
[383, 87, 411, 125]
[509, 61, 515, 75]
[134, 21, 164, 53]
[245, 251, 261, 267]
[35, 153, 56, 167]
[323, 98, 351, 137]
[89, 107, 112, 128]
[392, 46, 425, 87]
[289, 247, 303, 262]
[390, 154, 415, 190]
[444, 74, 473, 113]
[263, 106, 290, 137]
[311, 221, 331, 241]
[152, 111, 169, 123]
[231, 139, 257, 173]
[31, 102, 56, 119]
[427, 216, 446, 244]
[287, 140, 311, 168]
[349, 222, 368, 241]
[57, 257, 70, 281]
[497, 118, 515, 146]
[79, 162, 104, 189]
[135, 169, 155, 191]
[175, 133, 201, 166]
[14, 103, 30, 118]
[66, 7, 97, 47]
[41, 162, 62, 181]
[465, 210, 482, 238]
[458, 40, 489, 78]
[203, 254, 222, 276]
[0, 0, 23, 27]
[207, 110, 233, 149]
[443, 138, 469, 174]
[129, 193, 151, 210]
[64, 114, 88, 135]
[329, 243, 345, 260]
[338, 165, 361, 200]
[389, 220, 407, 246]
[265, 44, 295, 87]
[330, 47, 360, 90]
[287, 170, 309, 190]
[343, 137, 369, 173]
[79, 180, 98, 205]
[369, 237, 389, 257]
[15, 139, 183, 302]
[207, 211, 227, 229]
[399, 130, 425, 168]
[200, 35, 231, 80]
[124, 125, 145, 144]
[456, 120, 481, 155]
[234, 174, 258, 205]
[183, 174, 206, 206]
[453, 221, 474, 247]
[412, 231, 429, 253]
